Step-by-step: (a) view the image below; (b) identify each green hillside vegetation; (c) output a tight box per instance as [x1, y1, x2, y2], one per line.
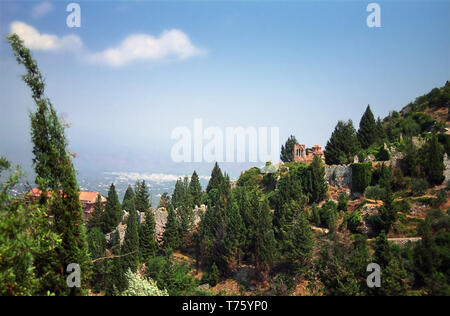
[1, 34, 448, 296]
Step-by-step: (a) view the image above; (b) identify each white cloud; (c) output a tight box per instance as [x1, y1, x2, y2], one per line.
[31, 1, 54, 19]
[9, 21, 204, 66]
[10, 21, 82, 52]
[105, 172, 210, 183]
[88, 29, 206, 67]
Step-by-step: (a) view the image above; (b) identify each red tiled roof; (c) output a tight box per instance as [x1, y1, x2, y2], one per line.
[27, 188, 106, 204]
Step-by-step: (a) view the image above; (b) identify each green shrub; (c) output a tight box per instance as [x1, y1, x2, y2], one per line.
[364, 185, 387, 201]
[410, 178, 428, 196]
[376, 146, 390, 161]
[121, 269, 169, 296]
[346, 211, 362, 233]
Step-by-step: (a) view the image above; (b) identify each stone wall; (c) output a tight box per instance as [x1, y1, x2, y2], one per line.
[325, 164, 352, 188]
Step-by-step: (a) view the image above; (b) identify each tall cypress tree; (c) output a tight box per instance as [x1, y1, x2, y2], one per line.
[420, 135, 445, 185]
[249, 190, 276, 280]
[140, 208, 158, 261]
[162, 204, 179, 253]
[121, 198, 139, 273]
[88, 194, 104, 230]
[358, 105, 377, 149]
[105, 230, 127, 295]
[375, 117, 386, 145]
[87, 227, 106, 293]
[102, 183, 122, 234]
[189, 171, 203, 208]
[135, 180, 151, 212]
[122, 185, 135, 212]
[285, 211, 314, 268]
[373, 231, 408, 296]
[280, 135, 298, 162]
[206, 162, 224, 194]
[7, 33, 91, 295]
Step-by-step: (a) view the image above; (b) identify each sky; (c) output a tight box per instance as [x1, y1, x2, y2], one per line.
[0, 0, 449, 181]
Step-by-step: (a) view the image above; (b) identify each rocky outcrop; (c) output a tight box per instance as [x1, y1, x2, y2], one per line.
[105, 205, 207, 244]
[444, 153, 450, 184]
[325, 164, 352, 188]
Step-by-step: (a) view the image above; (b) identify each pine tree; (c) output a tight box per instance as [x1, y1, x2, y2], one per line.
[162, 205, 179, 253]
[420, 134, 445, 185]
[286, 211, 314, 269]
[375, 117, 387, 145]
[87, 227, 106, 293]
[140, 208, 158, 262]
[7, 33, 91, 295]
[373, 232, 408, 295]
[378, 180, 396, 235]
[308, 155, 328, 203]
[102, 183, 122, 234]
[88, 194, 103, 230]
[122, 185, 135, 212]
[105, 230, 127, 295]
[280, 135, 298, 162]
[206, 162, 224, 194]
[252, 192, 277, 280]
[189, 171, 203, 208]
[358, 105, 377, 149]
[135, 180, 151, 212]
[121, 198, 139, 273]
[325, 120, 360, 165]
[224, 201, 245, 267]
[207, 262, 220, 287]
[179, 176, 194, 239]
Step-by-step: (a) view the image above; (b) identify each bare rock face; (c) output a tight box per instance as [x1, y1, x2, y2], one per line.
[444, 153, 450, 184]
[106, 206, 207, 244]
[153, 207, 168, 242]
[325, 165, 352, 188]
[356, 203, 380, 235]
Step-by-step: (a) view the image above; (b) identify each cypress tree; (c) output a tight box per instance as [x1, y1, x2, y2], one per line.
[280, 135, 298, 162]
[358, 105, 377, 149]
[373, 232, 408, 295]
[420, 135, 445, 185]
[121, 198, 139, 273]
[140, 208, 158, 262]
[105, 230, 127, 295]
[285, 211, 314, 269]
[122, 185, 135, 212]
[189, 171, 203, 208]
[135, 180, 151, 212]
[87, 227, 106, 293]
[7, 33, 91, 295]
[102, 183, 122, 234]
[206, 162, 224, 194]
[308, 155, 327, 203]
[88, 194, 104, 230]
[375, 117, 386, 145]
[251, 191, 276, 280]
[162, 204, 179, 253]
[224, 201, 245, 267]
[325, 120, 360, 165]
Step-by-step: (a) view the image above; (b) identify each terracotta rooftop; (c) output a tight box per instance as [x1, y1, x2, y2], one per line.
[28, 188, 106, 203]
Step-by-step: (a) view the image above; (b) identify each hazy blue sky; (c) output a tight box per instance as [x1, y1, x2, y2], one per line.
[0, 0, 449, 179]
